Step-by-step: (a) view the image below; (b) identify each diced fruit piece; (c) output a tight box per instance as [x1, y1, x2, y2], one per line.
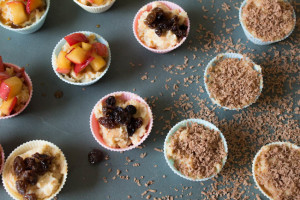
[90, 53, 106, 72]
[64, 33, 88, 46]
[0, 76, 23, 101]
[92, 42, 108, 57]
[87, 0, 104, 5]
[0, 72, 10, 81]
[74, 57, 94, 74]
[6, 1, 28, 25]
[56, 51, 72, 74]
[65, 47, 88, 64]
[0, 56, 4, 72]
[15, 68, 25, 78]
[26, 0, 43, 14]
[82, 42, 92, 51]
[0, 97, 17, 115]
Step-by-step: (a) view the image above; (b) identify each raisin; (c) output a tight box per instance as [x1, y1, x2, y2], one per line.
[13, 156, 26, 177]
[88, 149, 104, 164]
[24, 194, 37, 200]
[126, 123, 136, 137]
[155, 28, 163, 37]
[98, 117, 117, 129]
[125, 105, 137, 115]
[16, 180, 27, 195]
[134, 117, 143, 129]
[144, 13, 156, 25]
[22, 170, 38, 185]
[105, 96, 116, 107]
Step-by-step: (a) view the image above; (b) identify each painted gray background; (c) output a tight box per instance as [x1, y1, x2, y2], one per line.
[0, 0, 299, 199]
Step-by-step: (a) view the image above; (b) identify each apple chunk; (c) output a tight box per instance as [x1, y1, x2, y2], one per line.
[0, 97, 17, 116]
[90, 53, 106, 72]
[56, 51, 72, 74]
[82, 42, 92, 51]
[66, 47, 88, 64]
[0, 76, 23, 101]
[87, 0, 104, 5]
[92, 42, 108, 57]
[64, 33, 88, 46]
[0, 56, 4, 72]
[6, 1, 28, 25]
[74, 57, 94, 74]
[26, 0, 44, 14]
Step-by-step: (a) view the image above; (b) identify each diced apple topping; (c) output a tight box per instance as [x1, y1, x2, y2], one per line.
[0, 76, 23, 101]
[74, 57, 95, 74]
[90, 52, 106, 72]
[65, 47, 88, 64]
[0, 96, 17, 115]
[26, 0, 44, 14]
[64, 33, 89, 46]
[92, 42, 108, 57]
[6, 1, 28, 25]
[86, 0, 104, 5]
[82, 42, 93, 51]
[56, 51, 72, 74]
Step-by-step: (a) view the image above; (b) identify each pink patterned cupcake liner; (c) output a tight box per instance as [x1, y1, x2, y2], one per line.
[90, 91, 153, 152]
[0, 144, 4, 175]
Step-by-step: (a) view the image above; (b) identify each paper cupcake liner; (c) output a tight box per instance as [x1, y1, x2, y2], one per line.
[0, 0, 50, 34]
[73, 0, 116, 13]
[164, 119, 228, 182]
[204, 53, 263, 110]
[239, 0, 296, 45]
[51, 31, 111, 86]
[0, 63, 33, 120]
[0, 144, 5, 175]
[2, 140, 68, 200]
[133, 1, 190, 54]
[90, 91, 153, 152]
[252, 142, 299, 199]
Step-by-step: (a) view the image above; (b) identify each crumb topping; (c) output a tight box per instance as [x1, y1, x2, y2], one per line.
[205, 57, 261, 109]
[254, 144, 300, 199]
[242, 0, 295, 41]
[166, 122, 227, 179]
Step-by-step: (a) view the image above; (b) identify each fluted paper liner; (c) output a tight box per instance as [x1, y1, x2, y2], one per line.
[51, 31, 111, 86]
[252, 142, 300, 199]
[90, 91, 153, 152]
[0, 0, 50, 34]
[2, 140, 68, 200]
[73, 0, 116, 13]
[0, 63, 33, 120]
[0, 144, 4, 175]
[239, 0, 296, 45]
[164, 118, 228, 181]
[204, 53, 263, 110]
[133, 1, 190, 54]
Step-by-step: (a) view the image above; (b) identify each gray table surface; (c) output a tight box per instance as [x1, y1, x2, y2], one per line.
[0, 0, 299, 199]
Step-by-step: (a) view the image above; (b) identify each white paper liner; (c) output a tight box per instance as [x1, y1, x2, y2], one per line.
[73, 0, 116, 13]
[133, 1, 190, 54]
[164, 118, 228, 182]
[51, 31, 111, 86]
[0, 63, 33, 120]
[252, 142, 300, 200]
[239, 0, 296, 45]
[90, 91, 153, 152]
[204, 53, 263, 110]
[0, 144, 5, 175]
[2, 140, 68, 200]
[0, 0, 50, 34]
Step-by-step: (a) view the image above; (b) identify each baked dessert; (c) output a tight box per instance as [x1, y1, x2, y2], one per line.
[0, 0, 47, 29]
[253, 142, 300, 200]
[136, 1, 189, 50]
[76, 0, 113, 7]
[3, 141, 67, 200]
[0, 56, 31, 118]
[165, 122, 227, 180]
[92, 93, 152, 149]
[205, 54, 262, 110]
[241, 0, 295, 42]
[54, 32, 109, 84]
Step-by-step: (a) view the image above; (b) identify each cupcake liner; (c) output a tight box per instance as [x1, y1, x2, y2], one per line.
[0, 144, 5, 175]
[51, 31, 111, 86]
[204, 53, 263, 110]
[0, 63, 33, 120]
[239, 0, 296, 45]
[164, 118, 228, 182]
[0, 0, 50, 34]
[2, 140, 68, 200]
[252, 142, 299, 199]
[73, 0, 116, 13]
[90, 91, 153, 152]
[133, 1, 190, 54]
